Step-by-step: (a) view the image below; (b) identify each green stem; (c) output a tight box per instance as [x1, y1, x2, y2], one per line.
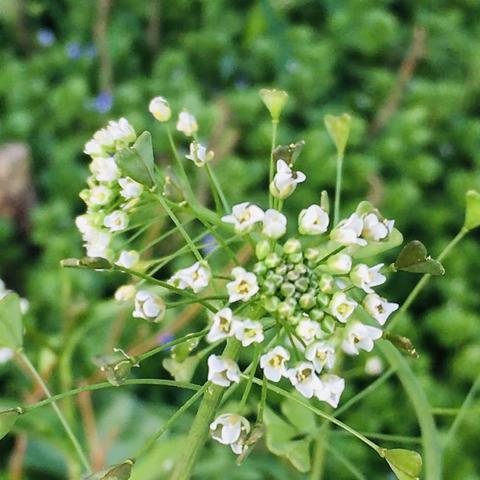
[238, 347, 261, 413]
[333, 153, 344, 226]
[310, 423, 331, 480]
[205, 163, 229, 213]
[18, 352, 91, 473]
[171, 339, 241, 480]
[269, 121, 278, 209]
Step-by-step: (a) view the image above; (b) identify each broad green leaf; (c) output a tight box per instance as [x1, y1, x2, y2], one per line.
[162, 356, 199, 382]
[280, 397, 316, 434]
[385, 449, 422, 480]
[84, 459, 134, 479]
[351, 228, 403, 259]
[0, 408, 21, 440]
[464, 190, 480, 231]
[285, 438, 311, 473]
[115, 131, 155, 187]
[394, 240, 445, 275]
[324, 113, 352, 157]
[0, 293, 23, 350]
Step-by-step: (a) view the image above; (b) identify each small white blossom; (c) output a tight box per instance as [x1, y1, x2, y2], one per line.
[330, 213, 367, 246]
[262, 209, 287, 239]
[342, 321, 383, 355]
[365, 356, 384, 376]
[305, 342, 335, 373]
[84, 229, 111, 258]
[361, 213, 394, 242]
[287, 362, 321, 398]
[149, 96, 171, 122]
[298, 205, 329, 235]
[226, 267, 259, 303]
[114, 284, 136, 302]
[208, 355, 240, 387]
[90, 156, 120, 182]
[176, 110, 198, 136]
[233, 319, 264, 347]
[363, 293, 399, 325]
[296, 319, 322, 345]
[118, 177, 144, 199]
[84, 139, 105, 157]
[185, 141, 214, 167]
[93, 127, 115, 149]
[103, 210, 129, 232]
[207, 307, 236, 343]
[210, 413, 250, 454]
[89, 185, 113, 206]
[350, 264, 386, 294]
[315, 374, 345, 408]
[106, 118, 136, 145]
[115, 250, 140, 269]
[222, 202, 264, 234]
[270, 160, 306, 199]
[260, 346, 290, 382]
[326, 253, 352, 275]
[329, 292, 357, 323]
[168, 261, 211, 293]
[133, 290, 165, 322]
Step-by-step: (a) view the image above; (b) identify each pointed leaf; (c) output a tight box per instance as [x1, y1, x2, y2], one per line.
[84, 459, 134, 479]
[394, 241, 444, 275]
[464, 190, 480, 231]
[324, 113, 352, 157]
[263, 407, 297, 454]
[162, 356, 199, 382]
[280, 397, 316, 434]
[0, 293, 23, 350]
[0, 408, 22, 440]
[285, 438, 311, 473]
[385, 449, 422, 480]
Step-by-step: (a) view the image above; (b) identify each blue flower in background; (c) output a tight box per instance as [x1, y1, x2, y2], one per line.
[201, 234, 219, 255]
[66, 42, 82, 59]
[84, 44, 98, 59]
[157, 332, 175, 349]
[37, 29, 55, 47]
[92, 91, 113, 114]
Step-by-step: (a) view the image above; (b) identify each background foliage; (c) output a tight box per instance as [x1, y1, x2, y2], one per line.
[0, 0, 479, 478]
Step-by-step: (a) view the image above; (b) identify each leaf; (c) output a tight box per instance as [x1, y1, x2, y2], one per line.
[0, 408, 21, 440]
[324, 113, 352, 157]
[464, 189, 480, 231]
[84, 459, 134, 479]
[385, 449, 422, 480]
[0, 293, 23, 350]
[280, 397, 316, 435]
[115, 131, 155, 187]
[351, 228, 404, 259]
[162, 356, 199, 382]
[394, 240, 445, 275]
[285, 438, 311, 473]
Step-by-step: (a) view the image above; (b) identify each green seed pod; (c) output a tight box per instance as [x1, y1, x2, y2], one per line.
[294, 277, 309, 293]
[319, 274, 334, 294]
[283, 238, 302, 255]
[288, 252, 303, 264]
[256, 239, 271, 260]
[264, 252, 282, 269]
[264, 296, 280, 312]
[316, 292, 330, 307]
[299, 293, 316, 311]
[280, 282, 296, 298]
[310, 309, 325, 322]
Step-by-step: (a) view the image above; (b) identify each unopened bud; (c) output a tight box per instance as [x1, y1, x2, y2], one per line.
[256, 239, 271, 260]
[149, 96, 172, 122]
[264, 252, 281, 269]
[283, 238, 301, 255]
[309, 309, 325, 322]
[280, 282, 296, 298]
[299, 293, 315, 311]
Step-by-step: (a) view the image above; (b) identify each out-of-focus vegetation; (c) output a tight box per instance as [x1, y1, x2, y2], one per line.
[0, 1, 479, 478]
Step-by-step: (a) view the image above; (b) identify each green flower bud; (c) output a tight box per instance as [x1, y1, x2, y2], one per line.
[280, 282, 296, 298]
[288, 252, 303, 264]
[262, 280, 277, 296]
[305, 247, 320, 261]
[259, 89, 288, 122]
[264, 296, 280, 312]
[321, 316, 336, 334]
[278, 301, 295, 319]
[264, 252, 282, 269]
[289, 313, 303, 325]
[316, 293, 330, 307]
[275, 263, 288, 276]
[256, 239, 271, 260]
[310, 309, 325, 322]
[269, 273, 283, 287]
[294, 277, 309, 293]
[294, 264, 307, 275]
[319, 274, 334, 294]
[299, 293, 316, 311]
[283, 238, 302, 254]
[253, 261, 268, 277]
[0, 407, 22, 441]
[286, 269, 300, 282]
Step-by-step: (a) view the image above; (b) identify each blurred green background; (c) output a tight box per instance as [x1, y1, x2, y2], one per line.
[1, 0, 480, 478]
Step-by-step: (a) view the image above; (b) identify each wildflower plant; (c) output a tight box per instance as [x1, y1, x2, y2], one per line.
[2, 90, 480, 480]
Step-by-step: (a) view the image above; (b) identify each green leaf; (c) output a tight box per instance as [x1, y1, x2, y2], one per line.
[0, 408, 22, 440]
[115, 131, 155, 188]
[280, 397, 316, 435]
[464, 189, 480, 231]
[385, 449, 422, 480]
[162, 356, 199, 382]
[85, 459, 134, 479]
[394, 240, 445, 275]
[285, 438, 311, 473]
[351, 228, 404, 259]
[324, 113, 352, 157]
[0, 293, 23, 350]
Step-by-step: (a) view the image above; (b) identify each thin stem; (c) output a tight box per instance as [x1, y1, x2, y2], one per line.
[258, 375, 268, 422]
[205, 163, 229, 213]
[333, 153, 344, 226]
[238, 347, 261, 413]
[18, 352, 91, 473]
[268, 121, 278, 209]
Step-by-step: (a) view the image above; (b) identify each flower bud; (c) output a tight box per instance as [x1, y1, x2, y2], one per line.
[288, 252, 303, 264]
[259, 89, 288, 122]
[319, 274, 334, 294]
[114, 284, 136, 303]
[133, 290, 166, 323]
[310, 309, 325, 322]
[324, 113, 352, 157]
[253, 261, 268, 277]
[316, 292, 330, 307]
[262, 280, 277, 296]
[305, 247, 320, 262]
[299, 293, 315, 311]
[321, 316, 336, 334]
[283, 238, 302, 255]
[264, 252, 281, 269]
[262, 209, 287, 239]
[294, 277, 309, 293]
[149, 96, 172, 122]
[264, 296, 280, 312]
[277, 301, 295, 319]
[256, 239, 271, 260]
[280, 282, 296, 298]
[326, 253, 352, 275]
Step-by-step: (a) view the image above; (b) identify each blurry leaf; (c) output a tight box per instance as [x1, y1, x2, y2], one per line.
[464, 190, 480, 231]
[280, 397, 316, 434]
[394, 240, 444, 275]
[351, 228, 403, 259]
[0, 293, 23, 350]
[324, 113, 352, 157]
[285, 438, 311, 473]
[273, 141, 305, 165]
[385, 449, 422, 480]
[0, 407, 22, 440]
[115, 132, 155, 188]
[84, 459, 134, 479]
[163, 356, 199, 382]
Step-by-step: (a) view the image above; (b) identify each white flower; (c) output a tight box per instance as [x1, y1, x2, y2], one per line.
[115, 250, 140, 269]
[326, 253, 352, 275]
[103, 210, 129, 232]
[287, 362, 321, 398]
[133, 290, 166, 322]
[329, 292, 357, 323]
[185, 141, 214, 167]
[262, 209, 287, 239]
[89, 185, 113, 206]
[176, 110, 198, 136]
[363, 293, 399, 325]
[342, 321, 383, 355]
[207, 307, 236, 343]
[260, 346, 290, 382]
[84, 229, 111, 258]
[365, 356, 384, 376]
[0, 348, 14, 364]
[298, 205, 329, 235]
[106, 118, 136, 145]
[305, 342, 335, 373]
[168, 261, 211, 293]
[76, 214, 96, 235]
[84, 139, 105, 157]
[210, 413, 250, 454]
[296, 319, 322, 345]
[330, 213, 367, 246]
[93, 127, 115, 149]
[233, 319, 264, 347]
[114, 284, 136, 302]
[208, 355, 240, 387]
[222, 202, 264, 234]
[361, 213, 394, 242]
[118, 177, 144, 199]
[149, 96, 172, 122]
[315, 374, 345, 408]
[90, 156, 120, 182]
[270, 160, 306, 199]
[226, 267, 259, 303]
[350, 264, 386, 294]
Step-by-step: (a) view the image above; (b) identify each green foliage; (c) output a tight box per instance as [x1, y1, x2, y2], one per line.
[0, 293, 23, 350]
[394, 241, 445, 275]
